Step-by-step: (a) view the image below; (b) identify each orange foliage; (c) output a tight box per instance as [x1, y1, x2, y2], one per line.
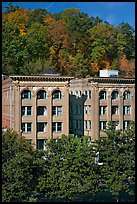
[7, 9, 30, 25]
[44, 14, 55, 25]
[48, 20, 71, 49]
[119, 54, 135, 77]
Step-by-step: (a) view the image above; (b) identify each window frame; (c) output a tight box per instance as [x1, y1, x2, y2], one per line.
[37, 90, 47, 99]
[21, 106, 32, 116]
[52, 90, 62, 100]
[21, 90, 31, 100]
[21, 122, 32, 133]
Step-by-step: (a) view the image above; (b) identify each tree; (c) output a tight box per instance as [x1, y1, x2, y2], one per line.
[37, 135, 100, 202]
[95, 122, 135, 202]
[2, 130, 35, 202]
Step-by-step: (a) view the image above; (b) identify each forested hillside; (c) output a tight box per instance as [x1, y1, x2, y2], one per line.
[2, 3, 135, 78]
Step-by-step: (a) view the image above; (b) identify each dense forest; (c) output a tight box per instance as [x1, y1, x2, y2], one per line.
[2, 3, 135, 78]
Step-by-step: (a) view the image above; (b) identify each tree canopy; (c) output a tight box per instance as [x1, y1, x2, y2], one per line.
[2, 122, 135, 202]
[2, 3, 135, 77]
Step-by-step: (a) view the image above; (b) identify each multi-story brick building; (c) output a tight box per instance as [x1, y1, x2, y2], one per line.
[2, 71, 135, 149]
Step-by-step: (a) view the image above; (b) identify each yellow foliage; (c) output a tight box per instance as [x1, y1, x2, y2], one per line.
[7, 9, 29, 25]
[69, 54, 74, 62]
[18, 24, 27, 36]
[44, 15, 55, 25]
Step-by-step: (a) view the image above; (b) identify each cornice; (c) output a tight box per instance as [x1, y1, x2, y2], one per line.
[9, 75, 74, 82]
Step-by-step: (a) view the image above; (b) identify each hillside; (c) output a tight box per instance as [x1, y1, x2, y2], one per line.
[2, 3, 135, 78]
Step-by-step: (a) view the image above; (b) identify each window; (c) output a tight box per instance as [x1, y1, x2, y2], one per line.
[21, 123, 32, 133]
[112, 106, 119, 115]
[100, 121, 107, 131]
[99, 91, 107, 100]
[123, 121, 130, 130]
[21, 106, 32, 116]
[21, 90, 31, 99]
[84, 120, 91, 130]
[37, 122, 47, 132]
[75, 90, 81, 97]
[52, 106, 62, 116]
[75, 105, 81, 114]
[52, 90, 62, 100]
[37, 106, 47, 116]
[87, 120, 91, 130]
[87, 105, 91, 115]
[37, 139, 47, 150]
[52, 122, 62, 132]
[99, 106, 107, 115]
[76, 120, 81, 129]
[84, 120, 87, 130]
[112, 121, 120, 130]
[84, 90, 87, 96]
[124, 106, 131, 115]
[124, 91, 131, 100]
[37, 90, 47, 99]
[87, 90, 91, 99]
[84, 105, 91, 115]
[112, 91, 119, 100]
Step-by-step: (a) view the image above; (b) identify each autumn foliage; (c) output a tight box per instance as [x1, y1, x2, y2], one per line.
[2, 3, 135, 78]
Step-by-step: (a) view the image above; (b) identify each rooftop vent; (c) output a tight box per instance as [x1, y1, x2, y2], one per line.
[99, 70, 118, 78]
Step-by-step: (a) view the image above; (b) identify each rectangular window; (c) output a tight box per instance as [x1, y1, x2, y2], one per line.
[123, 121, 130, 130]
[100, 121, 107, 131]
[112, 121, 120, 130]
[52, 122, 62, 132]
[84, 105, 91, 115]
[87, 105, 91, 115]
[76, 120, 81, 129]
[21, 106, 32, 116]
[84, 90, 87, 96]
[84, 120, 87, 130]
[99, 106, 107, 115]
[87, 90, 91, 99]
[112, 106, 119, 115]
[52, 106, 62, 116]
[22, 91, 31, 99]
[37, 122, 48, 132]
[37, 106, 47, 116]
[87, 120, 91, 130]
[21, 123, 32, 133]
[84, 105, 87, 115]
[37, 139, 47, 150]
[124, 106, 131, 115]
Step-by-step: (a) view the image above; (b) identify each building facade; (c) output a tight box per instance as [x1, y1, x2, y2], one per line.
[2, 74, 135, 149]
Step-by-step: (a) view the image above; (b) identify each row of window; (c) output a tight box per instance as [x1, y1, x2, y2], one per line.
[21, 106, 62, 116]
[69, 105, 131, 116]
[100, 121, 130, 131]
[21, 122, 63, 133]
[100, 106, 131, 115]
[99, 90, 131, 100]
[21, 119, 131, 134]
[71, 120, 131, 131]
[21, 89, 132, 100]
[21, 90, 62, 100]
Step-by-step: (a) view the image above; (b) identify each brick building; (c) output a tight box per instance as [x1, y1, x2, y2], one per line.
[2, 72, 135, 149]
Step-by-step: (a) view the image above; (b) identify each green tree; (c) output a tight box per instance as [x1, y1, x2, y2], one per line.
[95, 122, 135, 202]
[2, 130, 35, 202]
[37, 135, 100, 202]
